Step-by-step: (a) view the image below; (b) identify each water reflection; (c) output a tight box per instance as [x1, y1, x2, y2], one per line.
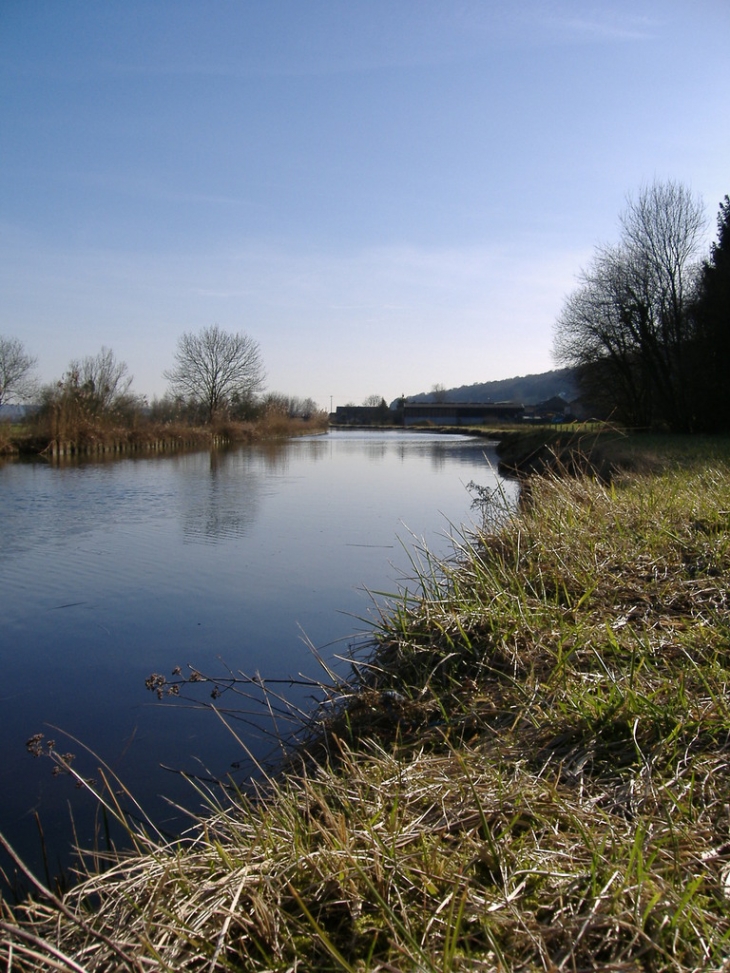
[181, 451, 264, 544]
[0, 431, 516, 886]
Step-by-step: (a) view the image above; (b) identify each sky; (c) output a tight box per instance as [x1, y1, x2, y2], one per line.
[1, 1, 729, 410]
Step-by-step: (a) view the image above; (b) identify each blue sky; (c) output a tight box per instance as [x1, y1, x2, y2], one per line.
[1, 1, 728, 409]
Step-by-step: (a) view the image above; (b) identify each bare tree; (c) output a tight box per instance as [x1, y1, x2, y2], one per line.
[554, 245, 656, 425]
[165, 325, 265, 422]
[554, 181, 706, 430]
[264, 393, 320, 417]
[38, 347, 139, 439]
[0, 335, 38, 406]
[621, 181, 706, 339]
[67, 347, 135, 416]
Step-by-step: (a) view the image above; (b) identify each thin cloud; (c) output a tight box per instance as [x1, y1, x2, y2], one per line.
[557, 16, 656, 41]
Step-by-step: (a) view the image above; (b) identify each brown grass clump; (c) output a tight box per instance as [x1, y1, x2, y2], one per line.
[0, 422, 16, 455]
[3, 458, 730, 970]
[5, 410, 329, 458]
[213, 411, 329, 443]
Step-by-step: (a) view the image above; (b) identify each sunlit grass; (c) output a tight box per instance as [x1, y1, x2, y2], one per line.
[0, 411, 329, 459]
[3, 447, 730, 969]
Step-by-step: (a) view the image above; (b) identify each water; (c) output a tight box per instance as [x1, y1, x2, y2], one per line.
[0, 429, 515, 884]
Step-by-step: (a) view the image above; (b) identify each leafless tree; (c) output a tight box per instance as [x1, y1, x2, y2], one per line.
[165, 325, 265, 422]
[39, 347, 138, 438]
[0, 335, 38, 406]
[264, 393, 320, 417]
[67, 347, 135, 416]
[36, 347, 138, 440]
[554, 181, 706, 429]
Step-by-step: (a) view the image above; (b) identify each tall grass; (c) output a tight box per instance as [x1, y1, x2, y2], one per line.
[2, 409, 329, 458]
[0, 420, 14, 455]
[3, 453, 730, 970]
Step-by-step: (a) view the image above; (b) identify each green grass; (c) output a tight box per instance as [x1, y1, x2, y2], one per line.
[495, 426, 730, 479]
[3, 443, 730, 970]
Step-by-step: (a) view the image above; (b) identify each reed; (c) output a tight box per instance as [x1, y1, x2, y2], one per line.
[0, 421, 15, 455]
[3, 447, 730, 970]
[3, 410, 329, 458]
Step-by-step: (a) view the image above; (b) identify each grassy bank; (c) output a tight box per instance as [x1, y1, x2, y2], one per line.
[0, 411, 329, 459]
[3, 440, 730, 970]
[495, 426, 730, 479]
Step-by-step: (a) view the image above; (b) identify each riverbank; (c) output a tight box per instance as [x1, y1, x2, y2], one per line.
[494, 426, 730, 480]
[0, 412, 329, 459]
[3, 434, 730, 970]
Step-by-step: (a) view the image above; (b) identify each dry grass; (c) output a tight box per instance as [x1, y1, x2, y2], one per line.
[213, 412, 329, 442]
[3, 455, 730, 970]
[4, 411, 329, 458]
[0, 422, 16, 455]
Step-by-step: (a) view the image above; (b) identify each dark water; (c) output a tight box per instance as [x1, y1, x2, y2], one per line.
[0, 430, 515, 884]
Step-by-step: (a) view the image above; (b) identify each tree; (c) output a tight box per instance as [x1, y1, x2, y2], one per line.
[554, 182, 706, 430]
[361, 395, 391, 423]
[553, 245, 656, 426]
[67, 347, 135, 417]
[0, 335, 37, 406]
[690, 196, 730, 430]
[38, 348, 139, 439]
[264, 393, 320, 417]
[165, 326, 265, 422]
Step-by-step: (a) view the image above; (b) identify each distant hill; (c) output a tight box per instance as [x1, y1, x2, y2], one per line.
[400, 368, 578, 407]
[0, 404, 30, 420]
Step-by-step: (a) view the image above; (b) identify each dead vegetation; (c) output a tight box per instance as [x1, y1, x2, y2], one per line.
[3, 411, 329, 459]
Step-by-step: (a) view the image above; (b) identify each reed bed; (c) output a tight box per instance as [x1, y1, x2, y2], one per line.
[3, 412, 329, 459]
[0, 422, 15, 455]
[3, 453, 730, 970]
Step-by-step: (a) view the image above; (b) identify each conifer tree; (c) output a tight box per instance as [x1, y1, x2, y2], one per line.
[692, 196, 730, 431]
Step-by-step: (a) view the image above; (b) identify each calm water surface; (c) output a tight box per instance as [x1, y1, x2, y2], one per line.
[0, 430, 515, 880]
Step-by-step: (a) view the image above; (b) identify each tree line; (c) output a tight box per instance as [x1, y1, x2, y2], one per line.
[0, 325, 322, 437]
[553, 181, 730, 433]
[6, 184, 728, 439]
